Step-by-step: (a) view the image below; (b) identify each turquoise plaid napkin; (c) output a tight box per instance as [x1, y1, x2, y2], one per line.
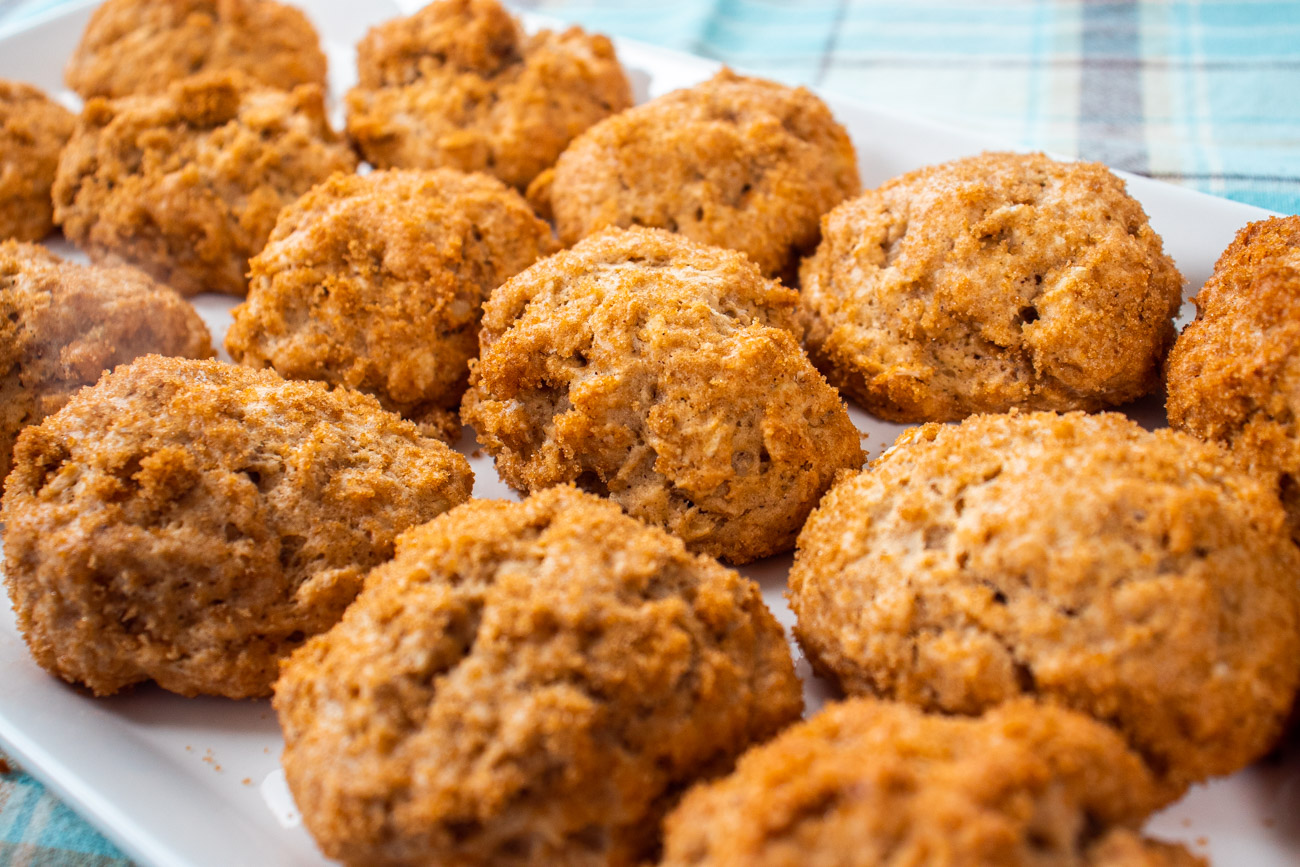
[518, 0, 1300, 214]
[0, 760, 129, 865]
[0, 0, 1297, 864]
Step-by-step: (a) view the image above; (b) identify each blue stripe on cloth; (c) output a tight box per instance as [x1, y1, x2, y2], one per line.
[0, 757, 129, 864]
[517, 0, 1299, 212]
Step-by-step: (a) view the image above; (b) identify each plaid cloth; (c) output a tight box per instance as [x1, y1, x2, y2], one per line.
[515, 0, 1300, 214]
[0, 760, 129, 866]
[0, 0, 1297, 863]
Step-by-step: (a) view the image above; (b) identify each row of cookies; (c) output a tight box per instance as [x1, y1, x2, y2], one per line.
[8, 219, 1290, 864]
[2, 367, 1217, 864]
[4, 2, 1298, 865]
[6, 0, 1191, 439]
[0, 0, 631, 268]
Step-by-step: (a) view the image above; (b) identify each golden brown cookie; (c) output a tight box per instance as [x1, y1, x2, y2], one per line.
[2, 355, 473, 699]
[345, 0, 632, 190]
[788, 410, 1300, 798]
[53, 71, 357, 297]
[0, 80, 75, 242]
[460, 227, 864, 563]
[65, 0, 327, 100]
[1166, 215, 1300, 543]
[534, 68, 860, 282]
[661, 698, 1204, 867]
[0, 241, 212, 481]
[274, 486, 802, 867]
[225, 168, 558, 442]
[800, 152, 1184, 421]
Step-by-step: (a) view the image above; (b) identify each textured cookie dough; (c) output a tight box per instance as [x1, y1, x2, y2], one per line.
[1167, 215, 1300, 543]
[788, 411, 1300, 797]
[0, 80, 75, 241]
[345, 0, 632, 190]
[800, 151, 1184, 421]
[0, 241, 212, 481]
[661, 698, 1205, 867]
[225, 169, 558, 442]
[53, 72, 357, 297]
[461, 228, 864, 563]
[533, 69, 860, 282]
[275, 486, 802, 867]
[65, 0, 327, 100]
[2, 355, 473, 699]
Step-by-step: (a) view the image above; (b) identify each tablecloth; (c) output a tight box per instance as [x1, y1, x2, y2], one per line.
[1, 0, 1298, 864]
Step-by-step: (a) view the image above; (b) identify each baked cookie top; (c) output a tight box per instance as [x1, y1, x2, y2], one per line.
[662, 698, 1204, 867]
[800, 151, 1183, 421]
[53, 71, 357, 297]
[275, 485, 801, 867]
[788, 410, 1300, 799]
[534, 68, 860, 283]
[0, 80, 76, 242]
[2, 355, 473, 698]
[346, 0, 632, 190]
[65, 0, 327, 99]
[0, 240, 212, 480]
[461, 227, 864, 563]
[226, 168, 558, 442]
[1166, 215, 1300, 542]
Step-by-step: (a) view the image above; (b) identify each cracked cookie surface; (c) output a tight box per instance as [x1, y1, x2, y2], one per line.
[0, 240, 213, 480]
[226, 168, 558, 442]
[534, 68, 859, 282]
[0, 80, 75, 242]
[345, 0, 631, 190]
[1166, 215, 1300, 544]
[662, 698, 1205, 867]
[788, 410, 1300, 799]
[2, 355, 473, 698]
[275, 486, 802, 867]
[799, 151, 1183, 421]
[460, 227, 864, 563]
[65, 0, 327, 99]
[54, 71, 356, 297]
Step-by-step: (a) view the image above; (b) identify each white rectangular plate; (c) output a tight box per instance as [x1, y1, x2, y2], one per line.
[0, 1, 1295, 865]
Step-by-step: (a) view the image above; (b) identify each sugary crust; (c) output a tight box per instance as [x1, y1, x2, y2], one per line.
[274, 486, 802, 867]
[0, 241, 213, 480]
[0, 80, 75, 242]
[53, 72, 357, 297]
[345, 0, 632, 190]
[226, 169, 557, 442]
[537, 68, 860, 282]
[1, 355, 473, 698]
[788, 411, 1300, 797]
[799, 152, 1184, 421]
[661, 698, 1204, 867]
[1166, 215, 1300, 542]
[460, 227, 864, 563]
[65, 0, 327, 99]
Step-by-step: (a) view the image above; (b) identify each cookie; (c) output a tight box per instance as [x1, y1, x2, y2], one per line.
[345, 0, 632, 190]
[662, 698, 1204, 867]
[0, 80, 75, 241]
[533, 68, 859, 282]
[0, 240, 212, 480]
[1166, 215, 1300, 543]
[2, 355, 473, 698]
[65, 0, 327, 99]
[460, 227, 864, 563]
[225, 168, 558, 442]
[53, 71, 357, 297]
[274, 486, 802, 867]
[788, 410, 1300, 797]
[799, 152, 1184, 421]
